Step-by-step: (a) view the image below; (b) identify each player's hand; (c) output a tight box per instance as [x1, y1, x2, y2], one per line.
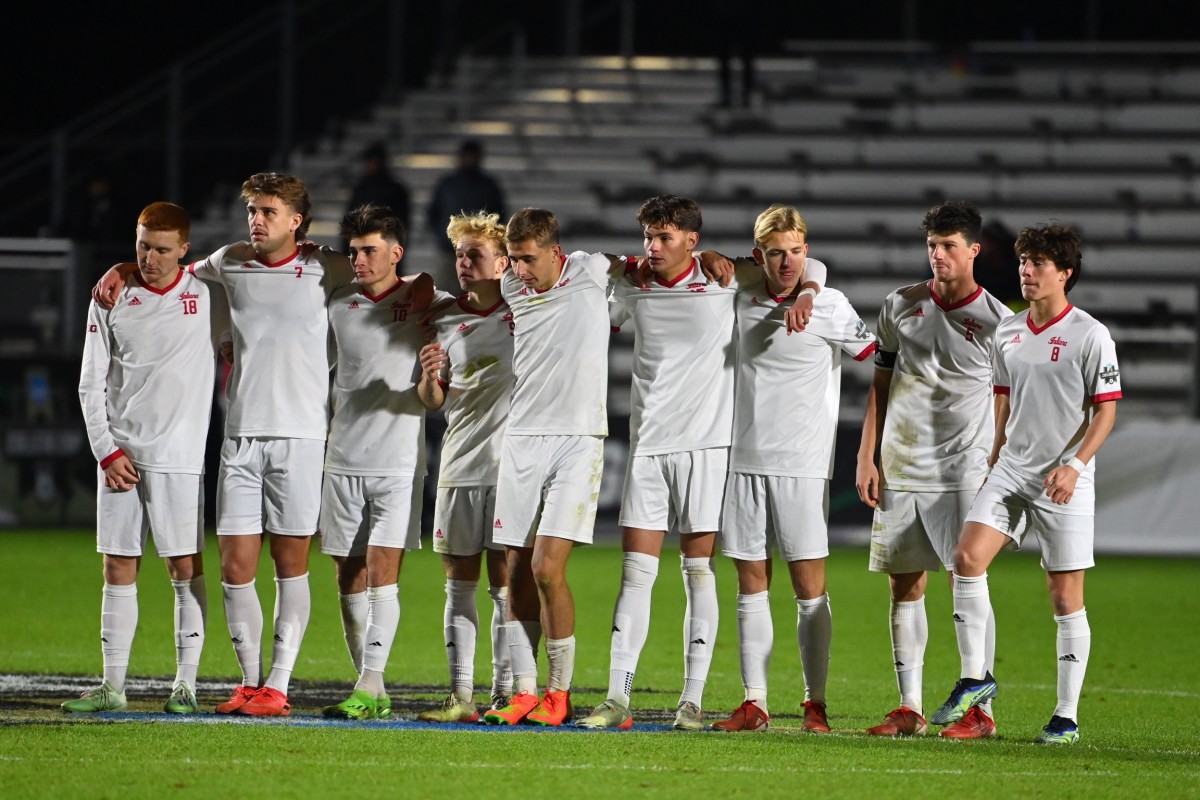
[631, 257, 653, 289]
[1043, 464, 1080, 505]
[419, 342, 446, 382]
[103, 456, 140, 491]
[401, 272, 435, 314]
[93, 264, 134, 309]
[296, 240, 320, 257]
[698, 250, 734, 287]
[220, 340, 234, 365]
[226, 241, 256, 262]
[785, 293, 814, 334]
[855, 460, 881, 508]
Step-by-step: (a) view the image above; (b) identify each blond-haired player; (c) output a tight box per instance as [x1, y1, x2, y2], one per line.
[70, 202, 226, 715]
[709, 205, 872, 733]
[416, 212, 515, 722]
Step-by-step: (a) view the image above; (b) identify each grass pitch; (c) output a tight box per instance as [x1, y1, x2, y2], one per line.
[1, 529, 1197, 798]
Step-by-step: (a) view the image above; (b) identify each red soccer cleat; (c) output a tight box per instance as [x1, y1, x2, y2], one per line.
[215, 685, 259, 715]
[801, 700, 831, 733]
[526, 690, 573, 727]
[237, 686, 291, 717]
[939, 705, 996, 739]
[710, 700, 770, 732]
[483, 690, 540, 726]
[866, 706, 928, 736]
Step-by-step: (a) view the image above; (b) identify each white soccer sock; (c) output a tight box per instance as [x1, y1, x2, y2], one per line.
[608, 552, 658, 707]
[265, 573, 310, 695]
[545, 636, 576, 693]
[172, 577, 207, 688]
[796, 593, 832, 704]
[101, 583, 138, 693]
[338, 591, 368, 674]
[355, 583, 400, 697]
[1053, 608, 1091, 721]
[737, 591, 772, 707]
[487, 585, 512, 697]
[222, 579, 263, 687]
[444, 579, 479, 701]
[680, 556, 718, 708]
[508, 620, 541, 695]
[952, 573, 991, 680]
[890, 597, 927, 713]
[981, 603, 997, 718]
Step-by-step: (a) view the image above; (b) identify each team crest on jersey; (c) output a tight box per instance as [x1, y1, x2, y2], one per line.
[348, 300, 361, 309]
[179, 291, 199, 300]
[1100, 364, 1120, 385]
[912, 307, 924, 318]
[128, 297, 142, 306]
[1011, 333, 1021, 343]
[1049, 336, 1069, 347]
[456, 323, 470, 333]
[687, 283, 706, 293]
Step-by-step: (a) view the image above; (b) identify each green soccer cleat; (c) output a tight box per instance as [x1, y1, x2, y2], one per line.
[1035, 715, 1080, 744]
[929, 672, 998, 725]
[62, 682, 127, 713]
[576, 699, 633, 730]
[672, 701, 704, 731]
[418, 694, 480, 723]
[321, 689, 385, 720]
[164, 681, 199, 714]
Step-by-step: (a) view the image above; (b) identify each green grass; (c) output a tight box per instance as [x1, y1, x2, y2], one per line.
[1, 529, 1198, 799]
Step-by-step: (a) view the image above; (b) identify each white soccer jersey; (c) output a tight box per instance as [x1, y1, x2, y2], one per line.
[874, 281, 1013, 491]
[79, 270, 223, 473]
[609, 256, 737, 456]
[501, 251, 612, 437]
[324, 283, 453, 477]
[731, 281, 875, 478]
[190, 244, 351, 440]
[992, 304, 1122, 483]
[428, 296, 515, 486]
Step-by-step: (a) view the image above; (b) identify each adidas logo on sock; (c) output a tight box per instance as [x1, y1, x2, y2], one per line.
[1059, 653, 1079, 662]
[274, 634, 284, 642]
[230, 636, 243, 645]
[689, 638, 706, 645]
[101, 636, 109, 643]
[612, 625, 621, 632]
[186, 632, 201, 638]
[446, 642, 456, 648]
[368, 641, 383, 647]
[894, 660, 905, 668]
[952, 613, 965, 623]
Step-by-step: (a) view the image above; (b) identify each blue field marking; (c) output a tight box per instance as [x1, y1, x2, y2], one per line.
[69, 712, 676, 733]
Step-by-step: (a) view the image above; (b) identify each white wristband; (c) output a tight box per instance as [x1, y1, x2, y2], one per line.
[1067, 457, 1087, 473]
[798, 287, 817, 299]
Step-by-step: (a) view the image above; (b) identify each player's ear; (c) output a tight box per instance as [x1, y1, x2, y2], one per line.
[686, 230, 699, 250]
[752, 247, 765, 266]
[180, 241, 190, 260]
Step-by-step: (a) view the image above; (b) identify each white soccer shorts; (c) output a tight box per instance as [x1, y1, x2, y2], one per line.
[868, 489, 976, 574]
[720, 473, 829, 562]
[216, 437, 324, 537]
[618, 447, 728, 534]
[432, 484, 501, 556]
[96, 469, 204, 558]
[318, 472, 423, 556]
[492, 435, 605, 547]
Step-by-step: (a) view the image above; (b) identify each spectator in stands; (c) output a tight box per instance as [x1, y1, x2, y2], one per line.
[346, 142, 411, 237]
[974, 220, 1026, 313]
[426, 140, 506, 287]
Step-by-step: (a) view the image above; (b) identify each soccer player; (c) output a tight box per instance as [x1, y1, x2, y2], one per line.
[479, 208, 622, 728]
[70, 201, 225, 714]
[578, 195, 823, 732]
[709, 205, 873, 733]
[93, 173, 355, 716]
[318, 205, 438, 720]
[415, 211, 515, 723]
[857, 200, 1012, 739]
[930, 224, 1120, 745]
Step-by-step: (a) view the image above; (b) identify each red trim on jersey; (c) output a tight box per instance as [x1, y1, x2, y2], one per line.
[456, 296, 505, 317]
[363, 280, 404, 304]
[994, 385, 1011, 395]
[133, 269, 185, 296]
[1092, 390, 1122, 403]
[533, 254, 569, 295]
[99, 449, 126, 469]
[1026, 304, 1074, 335]
[929, 281, 983, 312]
[623, 256, 639, 275]
[611, 326, 622, 333]
[261, 249, 300, 268]
[853, 342, 877, 362]
[654, 257, 699, 288]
